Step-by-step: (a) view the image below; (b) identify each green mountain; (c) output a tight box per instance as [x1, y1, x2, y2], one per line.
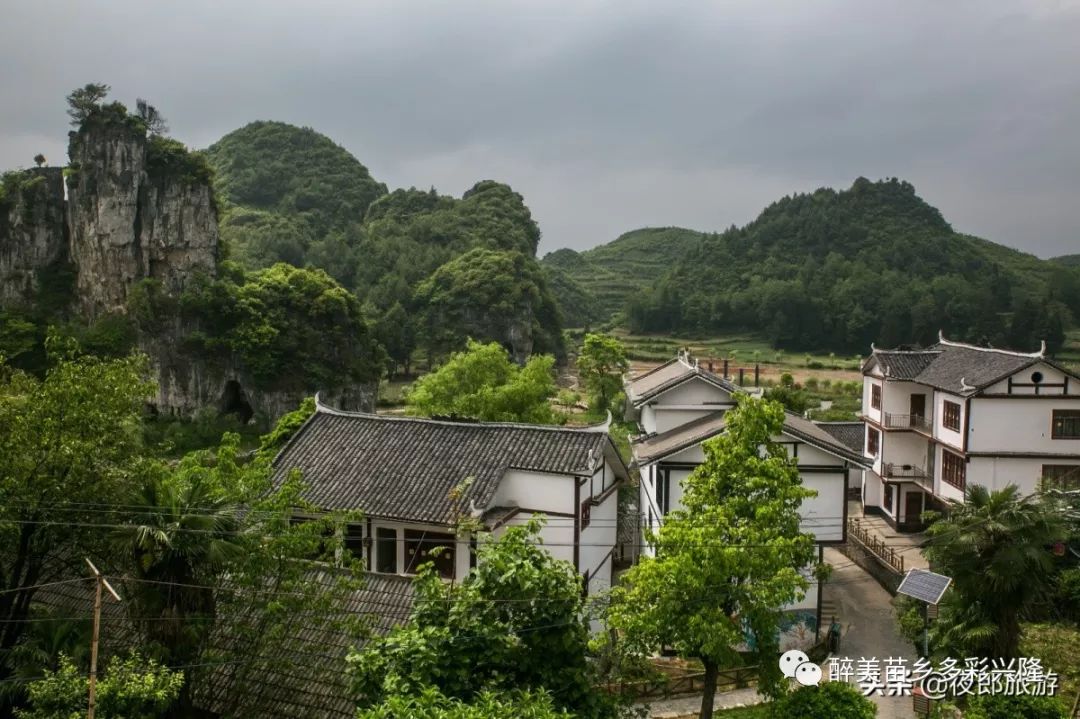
[541, 227, 705, 325]
[205, 122, 563, 367]
[547, 178, 1080, 353]
[1051, 254, 1080, 267]
[206, 121, 387, 277]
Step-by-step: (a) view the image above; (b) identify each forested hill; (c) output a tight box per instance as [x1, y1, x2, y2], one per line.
[205, 121, 564, 369]
[546, 178, 1080, 353]
[541, 227, 704, 327]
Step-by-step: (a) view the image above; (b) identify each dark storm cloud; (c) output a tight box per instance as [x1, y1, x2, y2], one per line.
[1, 0, 1078, 255]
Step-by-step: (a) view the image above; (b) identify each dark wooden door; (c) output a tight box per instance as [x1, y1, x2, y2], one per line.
[909, 394, 926, 419]
[904, 491, 923, 525]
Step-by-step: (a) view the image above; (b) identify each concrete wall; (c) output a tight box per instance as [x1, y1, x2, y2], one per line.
[494, 469, 575, 515]
[933, 390, 965, 451]
[969, 396, 1080, 454]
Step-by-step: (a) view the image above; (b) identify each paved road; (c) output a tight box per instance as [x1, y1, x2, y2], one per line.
[824, 546, 918, 719]
[641, 686, 763, 718]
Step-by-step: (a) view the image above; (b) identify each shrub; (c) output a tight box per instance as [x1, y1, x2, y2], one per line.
[805, 377, 819, 390]
[964, 693, 1066, 719]
[775, 680, 876, 718]
[1056, 568, 1080, 621]
[807, 360, 825, 370]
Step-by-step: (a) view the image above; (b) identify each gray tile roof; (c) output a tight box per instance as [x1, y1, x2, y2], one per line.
[780, 411, 870, 466]
[626, 356, 737, 406]
[632, 411, 728, 463]
[815, 421, 865, 454]
[868, 350, 941, 380]
[867, 336, 1058, 396]
[631, 408, 869, 467]
[32, 569, 415, 719]
[273, 406, 616, 525]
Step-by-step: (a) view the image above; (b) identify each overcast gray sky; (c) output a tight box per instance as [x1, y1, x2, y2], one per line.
[2, 0, 1078, 257]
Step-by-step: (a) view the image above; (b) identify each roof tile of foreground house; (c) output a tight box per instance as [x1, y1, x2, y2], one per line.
[816, 421, 866, 454]
[632, 408, 869, 466]
[272, 400, 621, 525]
[34, 569, 415, 719]
[864, 333, 1063, 395]
[625, 354, 739, 407]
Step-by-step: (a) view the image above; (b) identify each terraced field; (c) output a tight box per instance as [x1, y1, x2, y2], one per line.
[542, 227, 705, 324]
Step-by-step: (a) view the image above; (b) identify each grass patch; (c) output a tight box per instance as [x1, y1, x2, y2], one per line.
[714, 705, 772, 718]
[1021, 621, 1080, 710]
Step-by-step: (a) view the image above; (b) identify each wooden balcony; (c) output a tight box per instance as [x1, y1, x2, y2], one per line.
[883, 412, 933, 433]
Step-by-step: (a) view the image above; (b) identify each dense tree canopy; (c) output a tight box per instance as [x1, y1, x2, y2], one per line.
[349, 520, 614, 718]
[0, 339, 154, 675]
[405, 340, 559, 423]
[577, 333, 628, 412]
[609, 397, 817, 719]
[415, 249, 564, 362]
[17, 653, 183, 719]
[179, 262, 385, 391]
[547, 179, 1080, 353]
[923, 485, 1065, 660]
[206, 121, 387, 243]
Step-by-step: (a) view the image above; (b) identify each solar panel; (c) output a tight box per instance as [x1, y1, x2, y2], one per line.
[897, 568, 952, 605]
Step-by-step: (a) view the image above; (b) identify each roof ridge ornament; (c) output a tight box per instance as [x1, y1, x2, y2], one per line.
[938, 331, 1045, 359]
[960, 377, 975, 392]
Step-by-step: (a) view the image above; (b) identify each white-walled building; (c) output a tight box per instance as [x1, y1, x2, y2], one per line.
[626, 353, 868, 642]
[861, 333, 1080, 531]
[272, 399, 629, 597]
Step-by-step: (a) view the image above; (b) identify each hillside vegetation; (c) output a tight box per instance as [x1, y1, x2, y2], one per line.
[205, 123, 563, 368]
[542, 227, 704, 324]
[547, 178, 1080, 353]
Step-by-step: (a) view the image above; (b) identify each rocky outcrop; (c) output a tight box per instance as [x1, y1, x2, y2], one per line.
[67, 122, 219, 319]
[0, 168, 67, 307]
[2, 113, 377, 423]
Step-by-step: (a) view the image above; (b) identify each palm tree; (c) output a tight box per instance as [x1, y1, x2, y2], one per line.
[113, 471, 245, 667]
[924, 485, 1064, 659]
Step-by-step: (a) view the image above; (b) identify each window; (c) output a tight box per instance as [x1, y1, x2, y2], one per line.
[867, 428, 880, 456]
[884, 483, 894, 513]
[871, 384, 882, 410]
[404, 529, 456, 579]
[375, 527, 397, 573]
[942, 450, 966, 490]
[581, 498, 593, 529]
[942, 401, 961, 432]
[656, 468, 671, 514]
[344, 523, 365, 560]
[1052, 410, 1080, 439]
[1041, 465, 1080, 491]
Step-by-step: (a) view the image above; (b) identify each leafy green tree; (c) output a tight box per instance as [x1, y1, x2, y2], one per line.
[349, 520, 614, 719]
[415, 249, 564, 363]
[577, 333, 628, 413]
[374, 301, 417, 377]
[358, 686, 570, 719]
[923, 485, 1064, 659]
[764, 373, 810, 414]
[0, 338, 153, 679]
[183, 415, 367, 717]
[609, 396, 817, 719]
[135, 98, 169, 135]
[65, 83, 110, 126]
[774, 681, 876, 718]
[180, 262, 385, 391]
[406, 340, 560, 423]
[111, 438, 246, 678]
[17, 652, 182, 719]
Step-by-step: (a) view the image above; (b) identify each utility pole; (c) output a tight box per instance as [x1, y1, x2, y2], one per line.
[85, 558, 121, 719]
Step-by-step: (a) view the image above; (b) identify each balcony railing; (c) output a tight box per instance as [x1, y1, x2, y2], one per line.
[882, 462, 933, 490]
[883, 412, 933, 432]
